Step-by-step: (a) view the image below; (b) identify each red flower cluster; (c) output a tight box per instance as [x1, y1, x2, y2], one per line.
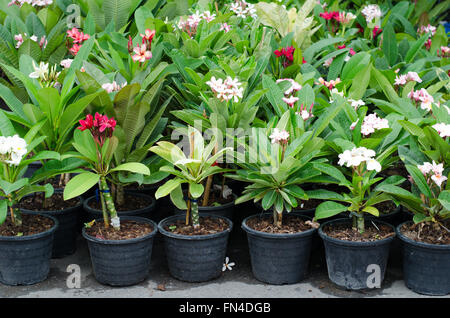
[67, 28, 90, 56]
[319, 11, 339, 21]
[274, 46, 296, 68]
[373, 26, 382, 38]
[78, 113, 117, 146]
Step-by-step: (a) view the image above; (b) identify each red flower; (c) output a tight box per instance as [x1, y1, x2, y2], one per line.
[78, 114, 94, 131]
[320, 11, 339, 21]
[69, 44, 81, 56]
[302, 57, 306, 64]
[274, 46, 295, 67]
[99, 117, 116, 133]
[425, 38, 432, 50]
[338, 44, 346, 49]
[349, 48, 356, 56]
[128, 36, 133, 53]
[373, 26, 382, 38]
[67, 28, 89, 44]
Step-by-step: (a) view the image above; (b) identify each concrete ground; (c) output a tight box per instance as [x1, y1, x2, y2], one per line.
[0, 202, 448, 299]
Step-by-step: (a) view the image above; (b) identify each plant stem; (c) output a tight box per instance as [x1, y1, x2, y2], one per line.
[98, 180, 109, 228]
[186, 190, 191, 226]
[357, 215, 365, 234]
[99, 176, 119, 230]
[116, 184, 125, 206]
[191, 198, 200, 229]
[203, 175, 213, 207]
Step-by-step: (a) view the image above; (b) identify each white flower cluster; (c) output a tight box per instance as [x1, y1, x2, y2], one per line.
[102, 81, 127, 93]
[14, 33, 47, 49]
[338, 12, 356, 25]
[176, 11, 216, 32]
[8, 0, 52, 7]
[206, 76, 244, 102]
[348, 98, 365, 110]
[0, 135, 27, 166]
[361, 4, 382, 24]
[394, 72, 422, 86]
[29, 61, 60, 88]
[351, 113, 389, 136]
[418, 24, 436, 37]
[408, 88, 435, 112]
[269, 128, 289, 144]
[418, 161, 447, 188]
[60, 58, 73, 69]
[230, 1, 257, 19]
[338, 147, 381, 172]
[432, 123, 450, 138]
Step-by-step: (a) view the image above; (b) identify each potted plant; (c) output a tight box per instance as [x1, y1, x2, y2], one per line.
[150, 126, 233, 282]
[226, 111, 324, 284]
[380, 120, 450, 295]
[0, 124, 61, 285]
[63, 113, 157, 286]
[312, 144, 400, 290]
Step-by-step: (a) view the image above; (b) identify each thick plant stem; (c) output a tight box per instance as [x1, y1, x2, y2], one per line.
[273, 208, 283, 228]
[9, 205, 22, 227]
[99, 176, 120, 230]
[203, 175, 213, 207]
[356, 215, 365, 234]
[191, 199, 200, 229]
[98, 180, 109, 228]
[116, 184, 125, 207]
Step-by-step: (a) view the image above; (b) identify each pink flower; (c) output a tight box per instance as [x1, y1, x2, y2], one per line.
[373, 26, 382, 38]
[282, 96, 299, 107]
[320, 11, 339, 21]
[220, 23, 231, 33]
[132, 43, 152, 63]
[269, 128, 290, 144]
[69, 44, 81, 56]
[78, 114, 94, 131]
[140, 29, 155, 42]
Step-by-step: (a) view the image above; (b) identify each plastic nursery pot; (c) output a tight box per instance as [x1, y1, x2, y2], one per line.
[83, 192, 156, 221]
[396, 221, 450, 296]
[21, 195, 83, 258]
[318, 218, 396, 290]
[158, 214, 233, 283]
[0, 212, 58, 285]
[172, 194, 237, 221]
[23, 161, 43, 178]
[82, 216, 158, 286]
[241, 212, 317, 285]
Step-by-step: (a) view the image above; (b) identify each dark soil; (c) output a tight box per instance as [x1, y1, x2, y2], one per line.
[0, 214, 54, 237]
[20, 193, 80, 211]
[181, 187, 234, 207]
[382, 161, 409, 178]
[400, 221, 450, 245]
[88, 193, 152, 211]
[374, 201, 397, 215]
[296, 199, 322, 210]
[45, 176, 66, 189]
[247, 214, 312, 234]
[323, 222, 395, 242]
[164, 216, 229, 235]
[85, 220, 153, 240]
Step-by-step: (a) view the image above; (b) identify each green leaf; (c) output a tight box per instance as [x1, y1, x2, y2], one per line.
[63, 172, 100, 200]
[189, 183, 204, 199]
[362, 206, 379, 217]
[405, 164, 433, 198]
[382, 22, 398, 66]
[155, 178, 183, 199]
[0, 200, 6, 225]
[315, 201, 348, 220]
[109, 162, 150, 175]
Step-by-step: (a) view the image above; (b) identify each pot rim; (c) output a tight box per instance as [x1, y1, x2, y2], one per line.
[241, 212, 317, 239]
[82, 216, 158, 245]
[396, 220, 450, 250]
[158, 213, 233, 240]
[318, 218, 396, 246]
[0, 212, 58, 241]
[83, 191, 155, 215]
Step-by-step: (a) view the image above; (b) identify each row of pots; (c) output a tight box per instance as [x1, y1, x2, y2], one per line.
[0, 191, 448, 296]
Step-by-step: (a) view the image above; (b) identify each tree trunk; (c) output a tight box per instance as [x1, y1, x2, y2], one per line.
[99, 176, 120, 230]
[202, 175, 213, 207]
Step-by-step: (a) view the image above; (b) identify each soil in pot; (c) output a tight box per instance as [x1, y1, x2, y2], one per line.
[0, 214, 54, 236]
[399, 221, 450, 245]
[85, 219, 153, 240]
[322, 222, 395, 242]
[242, 213, 317, 285]
[20, 192, 79, 211]
[163, 216, 229, 235]
[83, 217, 157, 286]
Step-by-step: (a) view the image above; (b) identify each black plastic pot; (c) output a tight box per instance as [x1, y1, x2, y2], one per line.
[83, 192, 156, 221]
[126, 184, 172, 223]
[158, 214, 233, 282]
[242, 213, 317, 285]
[173, 194, 236, 221]
[82, 216, 158, 286]
[23, 161, 43, 178]
[318, 218, 395, 290]
[0, 213, 58, 285]
[396, 221, 450, 295]
[21, 196, 83, 258]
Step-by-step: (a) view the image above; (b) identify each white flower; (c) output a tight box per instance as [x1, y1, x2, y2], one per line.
[206, 76, 243, 102]
[201, 11, 216, 22]
[338, 147, 377, 169]
[323, 58, 334, 68]
[359, 113, 389, 136]
[0, 136, 11, 154]
[219, 23, 231, 32]
[29, 61, 49, 79]
[418, 162, 433, 175]
[10, 135, 27, 157]
[431, 174, 447, 188]
[222, 257, 235, 271]
[394, 75, 407, 86]
[269, 128, 289, 144]
[276, 78, 302, 96]
[60, 58, 73, 69]
[432, 123, 450, 138]
[102, 81, 126, 93]
[348, 99, 365, 110]
[361, 4, 382, 24]
[0, 135, 27, 166]
[366, 158, 381, 172]
[406, 72, 422, 83]
[282, 96, 299, 107]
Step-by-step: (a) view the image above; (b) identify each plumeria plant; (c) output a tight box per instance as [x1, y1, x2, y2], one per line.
[226, 111, 326, 227]
[150, 126, 232, 228]
[0, 119, 60, 227]
[63, 113, 150, 231]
